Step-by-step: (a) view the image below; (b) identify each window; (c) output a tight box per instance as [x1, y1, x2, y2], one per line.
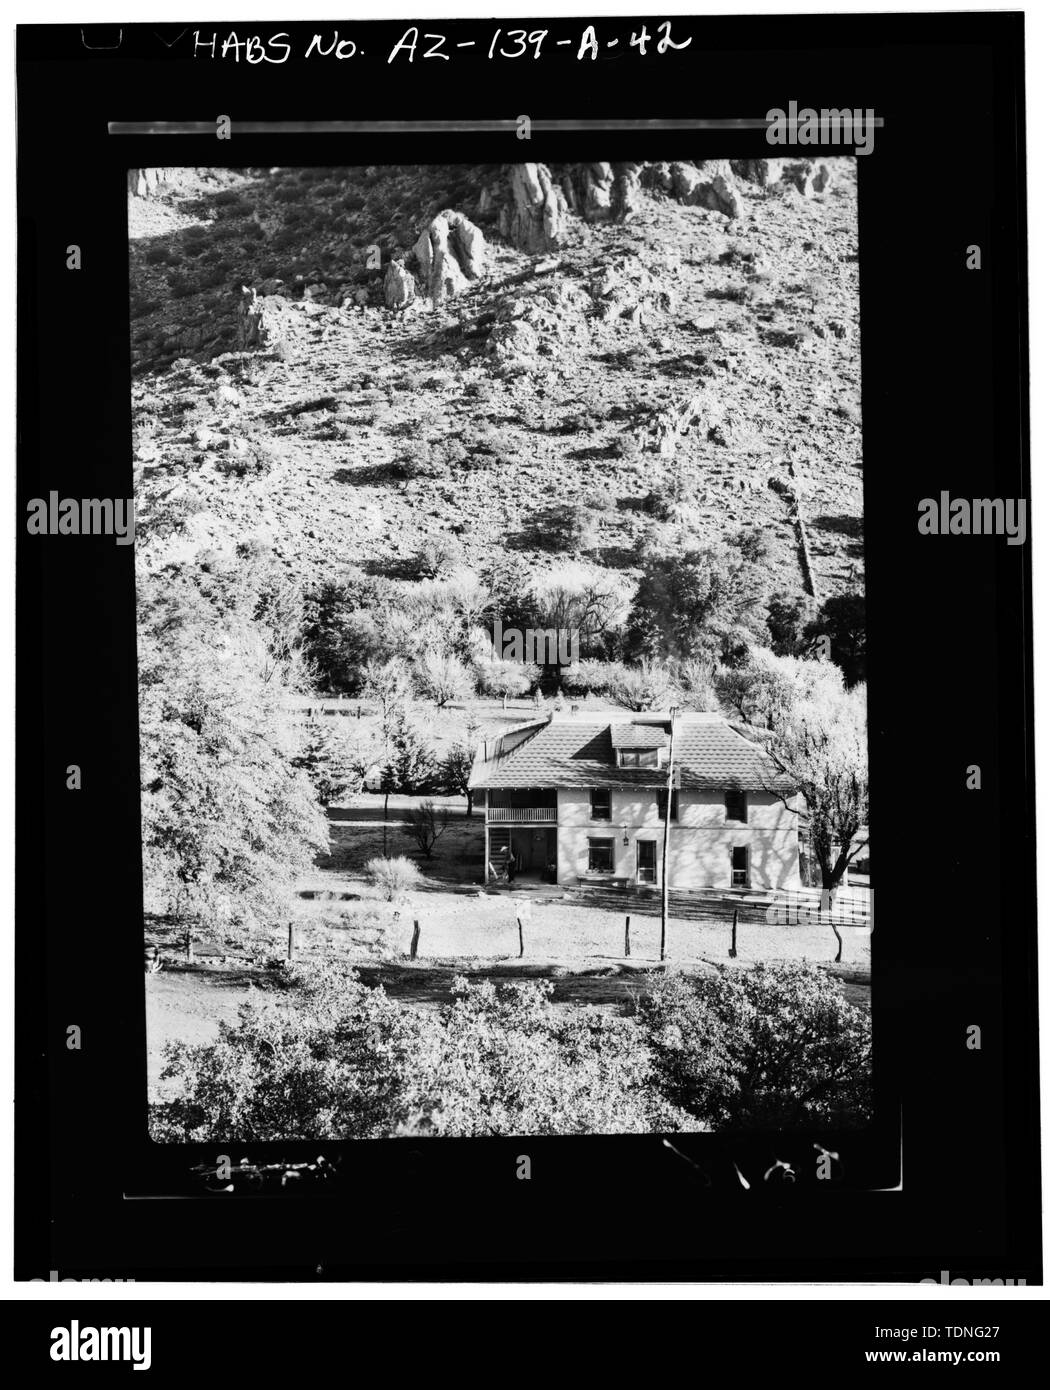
[731, 846, 750, 888]
[590, 788, 611, 820]
[618, 748, 660, 769]
[656, 789, 679, 820]
[637, 840, 657, 883]
[588, 838, 615, 873]
[724, 789, 748, 823]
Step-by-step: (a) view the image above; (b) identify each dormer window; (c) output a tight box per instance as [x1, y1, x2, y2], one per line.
[618, 748, 663, 770]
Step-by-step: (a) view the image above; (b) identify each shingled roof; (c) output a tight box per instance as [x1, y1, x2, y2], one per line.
[609, 722, 670, 750]
[469, 711, 795, 792]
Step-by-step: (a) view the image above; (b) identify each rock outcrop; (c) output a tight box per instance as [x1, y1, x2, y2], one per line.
[732, 157, 834, 197]
[488, 163, 569, 254]
[730, 158, 788, 187]
[384, 259, 417, 309]
[239, 286, 286, 349]
[128, 168, 175, 198]
[561, 162, 645, 223]
[669, 160, 743, 219]
[413, 210, 486, 303]
[783, 160, 834, 197]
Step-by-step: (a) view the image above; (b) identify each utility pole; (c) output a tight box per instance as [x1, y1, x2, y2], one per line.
[660, 707, 678, 962]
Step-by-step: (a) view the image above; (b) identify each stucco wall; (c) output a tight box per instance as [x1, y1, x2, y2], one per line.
[556, 788, 801, 890]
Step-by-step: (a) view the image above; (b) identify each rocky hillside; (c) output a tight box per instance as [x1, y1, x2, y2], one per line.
[129, 159, 862, 606]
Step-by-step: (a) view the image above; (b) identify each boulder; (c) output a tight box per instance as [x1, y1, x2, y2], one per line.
[414, 210, 487, 303]
[782, 160, 835, 197]
[238, 286, 286, 350]
[731, 158, 787, 186]
[495, 164, 569, 254]
[559, 162, 643, 224]
[671, 160, 743, 219]
[384, 259, 416, 309]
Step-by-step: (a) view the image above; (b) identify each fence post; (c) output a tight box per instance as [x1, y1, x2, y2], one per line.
[186, 929, 194, 964]
[287, 922, 295, 961]
[624, 915, 631, 958]
[517, 916, 525, 959]
[729, 908, 738, 959]
[410, 920, 420, 960]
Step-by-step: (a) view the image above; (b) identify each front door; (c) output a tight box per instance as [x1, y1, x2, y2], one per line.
[637, 839, 657, 884]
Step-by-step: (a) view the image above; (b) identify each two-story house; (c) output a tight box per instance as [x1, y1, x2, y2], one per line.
[468, 709, 802, 891]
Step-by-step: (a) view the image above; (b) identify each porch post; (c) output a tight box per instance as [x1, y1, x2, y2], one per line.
[484, 817, 489, 885]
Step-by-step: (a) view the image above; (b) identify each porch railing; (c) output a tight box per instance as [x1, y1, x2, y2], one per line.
[486, 807, 558, 823]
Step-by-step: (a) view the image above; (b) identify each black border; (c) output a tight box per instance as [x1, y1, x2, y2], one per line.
[16, 13, 1039, 1283]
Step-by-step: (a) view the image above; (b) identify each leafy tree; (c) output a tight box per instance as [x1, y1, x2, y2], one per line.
[716, 650, 868, 928]
[414, 650, 474, 707]
[301, 573, 392, 694]
[526, 562, 632, 657]
[138, 577, 328, 932]
[561, 658, 619, 696]
[151, 965, 698, 1141]
[715, 647, 843, 732]
[362, 658, 412, 736]
[761, 679, 869, 899]
[803, 592, 867, 686]
[379, 708, 437, 796]
[440, 741, 477, 817]
[401, 800, 453, 859]
[294, 721, 380, 807]
[766, 592, 807, 655]
[412, 977, 694, 1137]
[477, 658, 537, 709]
[638, 963, 872, 1129]
[626, 543, 766, 662]
[150, 960, 868, 1142]
[151, 966, 429, 1141]
[608, 659, 676, 712]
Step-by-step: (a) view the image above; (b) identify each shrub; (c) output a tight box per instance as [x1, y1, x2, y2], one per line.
[393, 440, 445, 481]
[166, 271, 197, 299]
[151, 964, 700, 1141]
[536, 501, 601, 554]
[414, 537, 462, 580]
[638, 962, 872, 1129]
[365, 855, 423, 902]
[214, 440, 275, 477]
[674, 657, 718, 711]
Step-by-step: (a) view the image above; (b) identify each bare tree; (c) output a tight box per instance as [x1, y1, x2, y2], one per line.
[402, 799, 453, 859]
[760, 681, 869, 891]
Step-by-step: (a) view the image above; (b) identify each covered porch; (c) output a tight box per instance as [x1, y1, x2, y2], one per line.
[482, 791, 558, 884]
